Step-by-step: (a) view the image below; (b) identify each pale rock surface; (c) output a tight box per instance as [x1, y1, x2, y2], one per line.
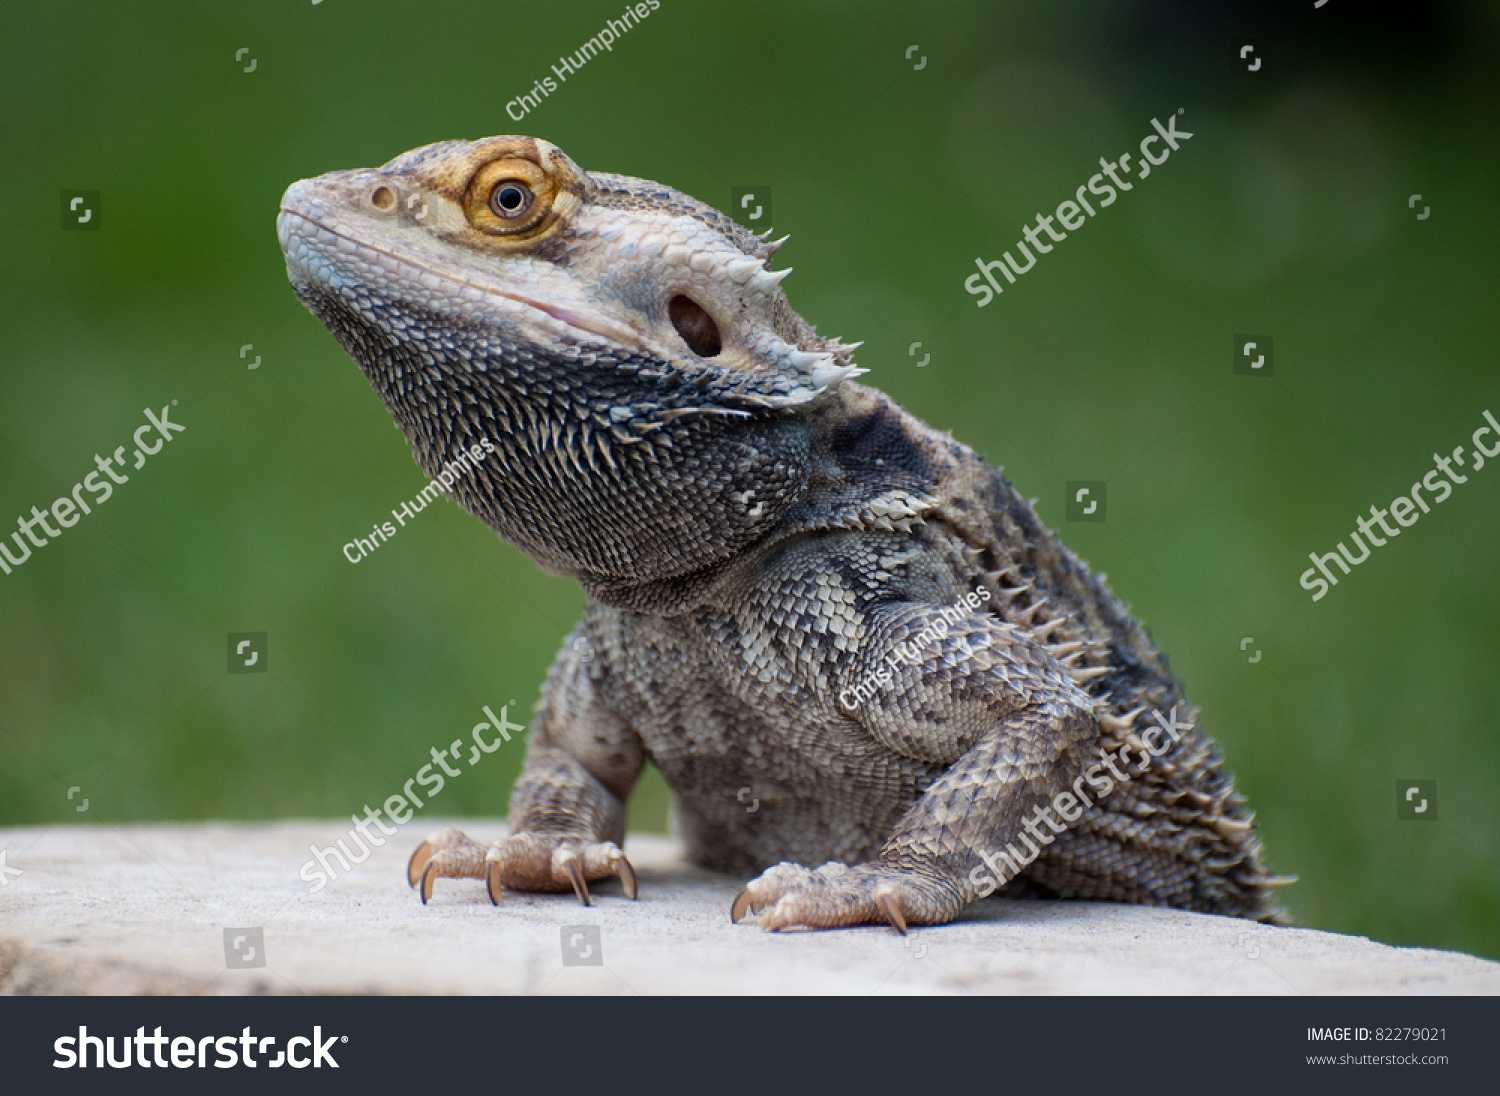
[1, 822, 1495, 995]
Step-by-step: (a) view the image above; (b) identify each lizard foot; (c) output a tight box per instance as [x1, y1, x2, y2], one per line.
[730, 861, 956, 933]
[407, 828, 637, 907]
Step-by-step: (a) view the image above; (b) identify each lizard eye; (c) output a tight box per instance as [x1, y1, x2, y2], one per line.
[464, 154, 564, 238]
[489, 180, 533, 220]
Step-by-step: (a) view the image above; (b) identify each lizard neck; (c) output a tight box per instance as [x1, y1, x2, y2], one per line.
[575, 385, 949, 617]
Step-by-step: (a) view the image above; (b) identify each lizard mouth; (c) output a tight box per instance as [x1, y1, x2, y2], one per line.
[276, 207, 648, 351]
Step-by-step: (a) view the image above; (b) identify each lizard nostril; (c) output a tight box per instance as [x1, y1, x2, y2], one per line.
[370, 186, 396, 211]
[668, 295, 722, 358]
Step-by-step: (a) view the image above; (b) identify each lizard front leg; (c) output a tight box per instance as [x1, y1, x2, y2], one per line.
[732, 601, 1099, 931]
[408, 627, 646, 906]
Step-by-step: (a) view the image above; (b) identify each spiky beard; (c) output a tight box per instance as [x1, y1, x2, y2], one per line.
[300, 285, 813, 587]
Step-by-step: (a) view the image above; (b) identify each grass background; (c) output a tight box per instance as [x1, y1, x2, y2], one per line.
[1, 0, 1496, 959]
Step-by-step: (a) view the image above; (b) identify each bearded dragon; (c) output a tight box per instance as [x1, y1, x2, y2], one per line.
[277, 136, 1289, 931]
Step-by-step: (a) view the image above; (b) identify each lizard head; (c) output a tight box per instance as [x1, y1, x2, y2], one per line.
[278, 136, 862, 587]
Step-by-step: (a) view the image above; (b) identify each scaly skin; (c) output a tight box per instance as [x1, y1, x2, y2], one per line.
[277, 136, 1290, 931]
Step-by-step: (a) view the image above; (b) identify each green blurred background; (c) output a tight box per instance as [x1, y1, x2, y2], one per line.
[1, 0, 1496, 959]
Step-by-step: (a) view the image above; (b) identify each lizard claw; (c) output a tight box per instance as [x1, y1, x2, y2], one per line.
[407, 841, 437, 889]
[557, 849, 591, 906]
[407, 826, 477, 888]
[611, 850, 638, 900]
[408, 828, 487, 903]
[875, 889, 908, 935]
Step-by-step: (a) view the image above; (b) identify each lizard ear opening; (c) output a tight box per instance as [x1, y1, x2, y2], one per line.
[668, 295, 723, 358]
